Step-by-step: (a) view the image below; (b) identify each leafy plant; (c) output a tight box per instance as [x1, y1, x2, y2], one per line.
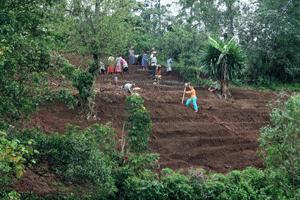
[0, 131, 35, 188]
[72, 69, 94, 104]
[0, 0, 54, 124]
[202, 36, 245, 99]
[125, 94, 152, 153]
[260, 95, 300, 192]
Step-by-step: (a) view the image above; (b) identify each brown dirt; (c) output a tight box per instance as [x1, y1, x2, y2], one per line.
[29, 59, 275, 174]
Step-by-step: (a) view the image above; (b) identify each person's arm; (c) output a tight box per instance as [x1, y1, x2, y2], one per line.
[185, 91, 192, 94]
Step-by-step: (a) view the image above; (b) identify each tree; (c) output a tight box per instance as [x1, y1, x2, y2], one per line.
[0, 0, 55, 125]
[237, 0, 300, 82]
[178, 0, 221, 33]
[202, 36, 245, 99]
[61, 0, 135, 64]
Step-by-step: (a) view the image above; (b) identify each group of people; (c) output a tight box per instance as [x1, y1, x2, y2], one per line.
[99, 56, 129, 75]
[104, 47, 198, 113]
[129, 47, 173, 75]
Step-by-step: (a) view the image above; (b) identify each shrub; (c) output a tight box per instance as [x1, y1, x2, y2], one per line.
[16, 124, 118, 198]
[125, 94, 152, 152]
[161, 168, 194, 200]
[114, 153, 160, 200]
[259, 94, 300, 196]
[0, 130, 35, 188]
[123, 170, 165, 200]
[72, 69, 94, 103]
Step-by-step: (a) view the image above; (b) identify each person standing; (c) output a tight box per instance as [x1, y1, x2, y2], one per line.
[141, 51, 149, 71]
[150, 51, 157, 77]
[99, 61, 106, 74]
[185, 85, 198, 112]
[129, 46, 135, 65]
[115, 56, 123, 74]
[107, 56, 115, 74]
[166, 57, 173, 73]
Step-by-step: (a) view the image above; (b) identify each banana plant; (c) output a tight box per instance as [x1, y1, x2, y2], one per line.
[202, 36, 245, 99]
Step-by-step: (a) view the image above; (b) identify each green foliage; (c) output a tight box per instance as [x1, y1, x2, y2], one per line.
[17, 124, 118, 198]
[238, 0, 300, 83]
[173, 64, 214, 87]
[260, 95, 300, 189]
[123, 170, 165, 200]
[72, 69, 94, 103]
[161, 168, 194, 200]
[125, 94, 152, 153]
[159, 26, 206, 67]
[54, 55, 76, 81]
[0, 0, 55, 124]
[53, 54, 93, 106]
[202, 36, 245, 82]
[0, 130, 35, 188]
[55, 90, 79, 109]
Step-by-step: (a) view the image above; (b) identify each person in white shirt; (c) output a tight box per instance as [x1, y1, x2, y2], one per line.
[150, 51, 157, 77]
[167, 57, 173, 73]
[122, 83, 136, 94]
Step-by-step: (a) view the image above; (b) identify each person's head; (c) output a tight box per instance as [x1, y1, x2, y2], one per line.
[189, 85, 194, 90]
[151, 48, 155, 51]
[131, 46, 134, 50]
[153, 51, 157, 56]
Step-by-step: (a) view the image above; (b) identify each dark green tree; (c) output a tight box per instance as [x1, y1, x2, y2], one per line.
[0, 0, 55, 125]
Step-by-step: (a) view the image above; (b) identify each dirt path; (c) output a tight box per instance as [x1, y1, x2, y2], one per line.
[31, 61, 275, 172]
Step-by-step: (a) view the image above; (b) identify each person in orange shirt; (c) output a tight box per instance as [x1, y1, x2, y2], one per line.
[185, 85, 198, 112]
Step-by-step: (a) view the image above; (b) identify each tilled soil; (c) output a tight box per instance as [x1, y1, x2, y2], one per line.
[30, 59, 275, 173]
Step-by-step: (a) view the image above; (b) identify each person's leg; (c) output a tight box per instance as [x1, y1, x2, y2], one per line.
[185, 98, 192, 107]
[192, 97, 198, 112]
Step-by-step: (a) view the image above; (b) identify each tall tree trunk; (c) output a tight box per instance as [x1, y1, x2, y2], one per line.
[221, 60, 232, 99]
[225, 1, 235, 38]
[95, 0, 100, 16]
[158, 0, 162, 34]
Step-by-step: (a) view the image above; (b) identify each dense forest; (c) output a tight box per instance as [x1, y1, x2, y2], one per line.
[1, 0, 300, 199]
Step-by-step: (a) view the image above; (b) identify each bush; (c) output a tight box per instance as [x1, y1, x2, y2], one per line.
[123, 170, 164, 200]
[113, 153, 160, 200]
[125, 94, 152, 153]
[16, 124, 118, 199]
[72, 69, 94, 103]
[161, 168, 194, 200]
[0, 130, 35, 188]
[259, 94, 300, 196]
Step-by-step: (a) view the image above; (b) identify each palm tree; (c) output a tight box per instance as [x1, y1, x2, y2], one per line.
[202, 36, 245, 99]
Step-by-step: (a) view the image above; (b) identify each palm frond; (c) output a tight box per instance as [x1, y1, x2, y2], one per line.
[208, 36, 223, 52]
